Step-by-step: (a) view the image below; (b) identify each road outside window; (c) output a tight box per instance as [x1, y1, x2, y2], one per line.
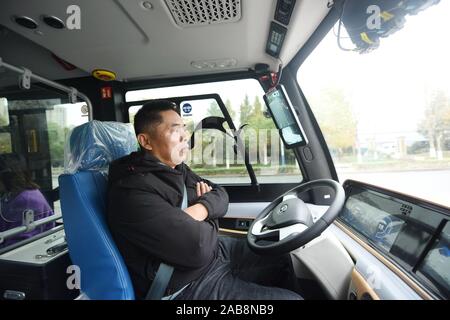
[298, 1, 450, 207]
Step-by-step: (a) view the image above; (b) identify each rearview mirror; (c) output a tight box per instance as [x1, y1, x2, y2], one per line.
[263, 85, 308, 149]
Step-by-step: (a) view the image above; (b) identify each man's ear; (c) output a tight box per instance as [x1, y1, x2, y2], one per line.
[137, 133, 153, 151]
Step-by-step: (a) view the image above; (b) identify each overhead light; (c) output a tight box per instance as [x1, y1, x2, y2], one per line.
[13, 16, 38, 29]
[191, 59, 237, 70]
[217, 60, 237, 68]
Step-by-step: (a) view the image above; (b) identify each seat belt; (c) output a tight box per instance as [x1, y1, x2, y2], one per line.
[181, 184, 188, 211]
[145, 185, 188, 300]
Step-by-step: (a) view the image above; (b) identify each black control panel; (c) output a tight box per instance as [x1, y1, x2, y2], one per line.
[274, 0, 297, 26]
[266, 22, 287, 58]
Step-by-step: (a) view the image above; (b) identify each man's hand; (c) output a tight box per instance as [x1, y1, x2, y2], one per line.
[184, 203, 208, 221]
[183, 182, 212, 221]
[196, 181, 212, 197]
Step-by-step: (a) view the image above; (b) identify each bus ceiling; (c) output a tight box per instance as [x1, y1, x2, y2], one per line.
[0, 0, 332, 82]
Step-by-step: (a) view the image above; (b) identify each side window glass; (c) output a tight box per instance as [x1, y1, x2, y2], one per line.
[180, 98, 248, 184]
[238, 95, 301, 183]
[126, 79, 302, 184]
[0, 94, 88, 250]
[129, 98, 249, 183]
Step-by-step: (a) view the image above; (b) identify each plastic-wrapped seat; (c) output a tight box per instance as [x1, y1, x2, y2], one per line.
[58, 120, 137, 300]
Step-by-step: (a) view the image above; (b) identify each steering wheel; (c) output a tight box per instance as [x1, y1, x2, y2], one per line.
[247, 179, 345, 255]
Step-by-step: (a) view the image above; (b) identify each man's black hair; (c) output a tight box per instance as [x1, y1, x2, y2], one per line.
[133, 100, 179, 135]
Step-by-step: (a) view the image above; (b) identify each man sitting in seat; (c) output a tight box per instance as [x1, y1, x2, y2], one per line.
[107, 100, 301, 300]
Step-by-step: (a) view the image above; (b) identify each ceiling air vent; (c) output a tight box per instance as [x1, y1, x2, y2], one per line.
[164, 0, 241, 27]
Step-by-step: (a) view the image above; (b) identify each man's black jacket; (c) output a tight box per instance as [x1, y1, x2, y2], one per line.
[107, 150, 229, 299]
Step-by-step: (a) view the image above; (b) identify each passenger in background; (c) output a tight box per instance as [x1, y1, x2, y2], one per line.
[0, 161, 55, 249]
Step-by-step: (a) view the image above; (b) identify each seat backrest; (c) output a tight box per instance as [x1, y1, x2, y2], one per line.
[59, 120, 137, 300]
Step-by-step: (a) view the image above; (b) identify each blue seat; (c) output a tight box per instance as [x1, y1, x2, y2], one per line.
[59, 121, 137, 300]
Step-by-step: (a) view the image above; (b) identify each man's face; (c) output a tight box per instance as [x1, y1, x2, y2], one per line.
[138, 110, 189, 168]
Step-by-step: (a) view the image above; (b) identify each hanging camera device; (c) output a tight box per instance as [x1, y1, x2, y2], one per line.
[339, 0, 441, 53]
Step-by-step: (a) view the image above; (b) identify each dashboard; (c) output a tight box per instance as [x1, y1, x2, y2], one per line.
[338, 180, 450, 299]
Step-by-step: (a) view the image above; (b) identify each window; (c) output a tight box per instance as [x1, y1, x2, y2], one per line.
[298, 1, 450, 207]
[0, 133, 12, 154]
[0, 88, 88, 250]
[126, 79, 302, 184]
[180, 98, 243, 183]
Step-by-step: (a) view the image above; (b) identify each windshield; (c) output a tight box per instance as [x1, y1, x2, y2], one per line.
[298, 1, 450, 207]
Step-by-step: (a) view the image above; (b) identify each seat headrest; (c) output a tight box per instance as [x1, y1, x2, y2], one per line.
[64, 120, 137, 174]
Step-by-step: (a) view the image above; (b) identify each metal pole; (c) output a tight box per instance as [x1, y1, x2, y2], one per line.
[0, 214, 63, 244]
[0, 57, 93, 120]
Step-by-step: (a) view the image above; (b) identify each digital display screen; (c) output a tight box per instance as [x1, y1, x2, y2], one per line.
[263, 85, 308, 148]
[339, 180, 450, 298]
[340, 187, 407, 252]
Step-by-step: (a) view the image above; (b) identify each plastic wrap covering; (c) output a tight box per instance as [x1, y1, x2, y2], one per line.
[64, 120, 137, 174]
